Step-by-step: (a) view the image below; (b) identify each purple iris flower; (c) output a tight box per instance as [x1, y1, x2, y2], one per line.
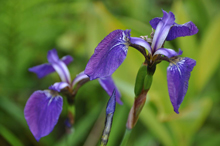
[148, 10, 197, 113]
[25, 49, 123, 141]
[84, 10, 198, 113]
[25, 49, 73, 141]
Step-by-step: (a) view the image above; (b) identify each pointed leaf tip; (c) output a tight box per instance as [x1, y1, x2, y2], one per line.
[106, 90, 116, 115]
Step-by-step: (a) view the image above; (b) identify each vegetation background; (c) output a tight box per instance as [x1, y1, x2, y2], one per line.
[0, 0, 220, 145]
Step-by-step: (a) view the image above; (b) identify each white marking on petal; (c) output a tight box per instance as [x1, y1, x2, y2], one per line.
[52, 61, 71, 84]
[72, 71, 89, 87]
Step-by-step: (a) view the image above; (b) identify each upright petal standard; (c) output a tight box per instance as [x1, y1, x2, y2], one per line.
[150, 10, 198, 41]
[151, 10, 175, 51]
[29, 49, 73, 82]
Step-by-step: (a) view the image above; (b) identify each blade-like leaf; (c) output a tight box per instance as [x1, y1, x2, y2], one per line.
[195, 14, 220, 91]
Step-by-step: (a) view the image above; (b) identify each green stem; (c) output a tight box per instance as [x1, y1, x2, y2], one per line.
[120, 128, 132, 146]
[65, 105, 75, 146]
[65, 104, 75, 134]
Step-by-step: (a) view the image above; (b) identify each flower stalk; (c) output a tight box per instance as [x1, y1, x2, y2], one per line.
[101, 90, 116, 146]
[120, 128, 132, 146]
[127, 63, 156, 129]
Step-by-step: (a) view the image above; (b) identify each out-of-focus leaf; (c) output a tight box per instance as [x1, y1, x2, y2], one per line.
[134, 132, 156, 146]
[0, 97, 27, 128]
[118, 16, 152, 36]
[55, 102, 103, 146]
[85, 4, 101, 57]
[166, 97, 212, 146]
[194, 14, 220, 92]
[197, 133, 220, 146]
[200, 0, 220, 19]
[185, 0, 209, 31]
[116, 79, 175, 146]
[149, 62, 174, 115]
[94, 2, 126, 31]
[107, 104, 129, 146]
[171, 0, 198, 59]
[0, 124, 24, 146]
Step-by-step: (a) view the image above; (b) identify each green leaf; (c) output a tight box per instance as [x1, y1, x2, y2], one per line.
[134, 65, 148, 96]
[0, 124, 24, 146]
[167, 97, 212, 146]
[116, 79, 175, 146]
[0, 97, 27, 128]
[107, 105, 129, 146]
[55, 102, 103, 146]
[171, 0, 198, 59]
[194, 14, 220, 91]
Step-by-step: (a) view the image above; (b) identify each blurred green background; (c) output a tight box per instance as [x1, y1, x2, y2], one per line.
[0, 0, 220, 145]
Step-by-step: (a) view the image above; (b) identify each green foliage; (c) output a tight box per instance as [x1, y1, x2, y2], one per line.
[0, 0, 220, 146]
[134, 65, 148, 96]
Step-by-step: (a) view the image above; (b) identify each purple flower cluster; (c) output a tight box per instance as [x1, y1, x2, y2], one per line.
[24, 10, 198, 141]
[84, 10, 198, 113]
[25, 49, 121, 141]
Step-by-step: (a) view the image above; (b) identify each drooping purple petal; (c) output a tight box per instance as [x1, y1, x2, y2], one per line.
[85, 29, 131, 80]
[154, 48, 182, 58]
[150, 12, 198, 41]
[130, 37, 152, 54]
[71, 71, 89, 87]
[24, 90, 63, 141]
[106, 90, 116, 115]
[49, 82, 70, 92]
[166, 22, 198, 41]
[151, 10, 175, 51]
[61, 55, 74, 65]
[167, 57, 196, 114]
[29, 63, 55, 78]
[98, 76, 123, 105]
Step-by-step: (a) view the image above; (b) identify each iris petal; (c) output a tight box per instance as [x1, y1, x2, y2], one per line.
[166, 21, 198, 41]
[29, 49, 73, 80]
[167, 57, 196, 113]
[151, 10, 175, 51]
[29, 63, 55, 78]
[154, 48, 182, 58]
[149, 17, 161, 30]
[51, 61, 71, 84]
[49, 82, 69, 92]
[47, 49, 59, 64]
[130, 37, 152, 54]
[71, 71, 89, 87]
[98, 76, 123, 105]
[61, 55, 74, 65]
[24, 90, 63, 141]
[150, 11, 198, 41]
[85, 29, 131, 80]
